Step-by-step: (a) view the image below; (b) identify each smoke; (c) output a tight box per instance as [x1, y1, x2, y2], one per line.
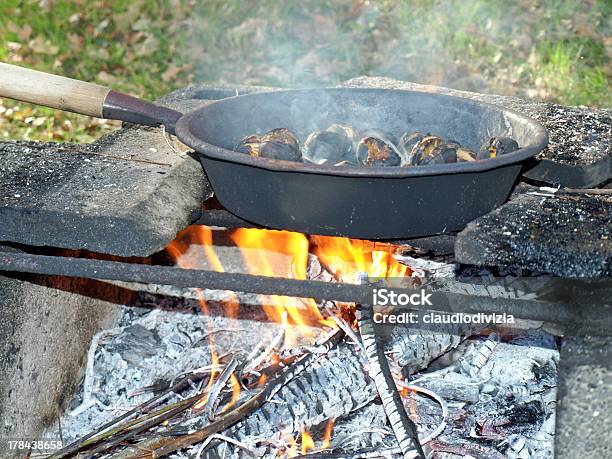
[184, 0, 610, 105]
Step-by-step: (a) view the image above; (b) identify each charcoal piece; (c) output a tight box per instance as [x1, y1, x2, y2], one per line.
[106, 324, 161, 365]
[474, 399, 545, 440]
[477, 342, 558, 392]
[205, 343, 376, 457]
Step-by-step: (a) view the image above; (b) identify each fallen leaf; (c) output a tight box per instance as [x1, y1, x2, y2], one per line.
[67, 32, 84, 50]
[6, 21, 20, 34]
[7, 42, 22, 52]
[28, 36, 59, 55]
[161, 64, 191, 82]
[18, 24, 32, 41]
[68, 13, 81, 24]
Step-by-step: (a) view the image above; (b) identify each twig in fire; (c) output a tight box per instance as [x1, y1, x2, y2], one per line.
[194, 433, 258, 457]
[356, 302, 425, 459]
[325, 302, 366, 355]
[199, 357, 240, 421]
[107, 327, 346, 459]
[49, 361, 232, 459]
[394, 382, 448, 445]
[238, 311, 287, 387]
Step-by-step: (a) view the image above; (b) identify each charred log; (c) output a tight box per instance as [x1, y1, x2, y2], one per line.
[357, 304, 425, 459]
[205, 342, 375, 457]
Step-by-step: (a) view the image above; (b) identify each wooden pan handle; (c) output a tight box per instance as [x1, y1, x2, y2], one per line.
[0, 62, 110, 118]
[0, 62, 182, 134]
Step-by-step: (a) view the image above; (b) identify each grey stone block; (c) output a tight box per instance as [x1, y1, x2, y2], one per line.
[0, 269, 120, 458]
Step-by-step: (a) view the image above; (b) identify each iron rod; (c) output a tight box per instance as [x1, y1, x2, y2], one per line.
[1, 251, 610, 333]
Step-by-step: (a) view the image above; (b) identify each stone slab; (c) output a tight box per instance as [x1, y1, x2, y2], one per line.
[0, 90, 219, 256]
[454, 192, 611, 277]
[555, 336, 612, 458]
[0, 265, 121, 458]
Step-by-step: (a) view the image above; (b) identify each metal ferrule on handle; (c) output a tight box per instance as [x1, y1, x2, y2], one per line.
[0, 62, 181, 134]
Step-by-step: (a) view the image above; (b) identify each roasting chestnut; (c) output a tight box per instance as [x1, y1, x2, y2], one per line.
[398, 131, 425, 166]
[259, 128, 302, 161]
[303, 129, 356, 165]
[234, 134, 261, 157]
[478, 136, 519, 160]
[409, 134, 444, 165]
[326, 123, 360, 145]
[356, 136, 402, 166]
[419, 143, 458, 165]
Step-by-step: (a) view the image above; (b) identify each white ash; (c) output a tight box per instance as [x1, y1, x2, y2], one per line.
[46, 305, 284, 446]
[329, 402, 395, 451]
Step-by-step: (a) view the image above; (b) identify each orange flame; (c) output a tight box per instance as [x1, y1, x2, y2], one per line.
[218, 372, 241, 414]
[230, 228, 334, 347]
[310, 236, 409, 282]
[167, 226, 238, 411]
[167, 226, 411, 413]
[301, 430, 314, 454]
[322, 419, 335, 449]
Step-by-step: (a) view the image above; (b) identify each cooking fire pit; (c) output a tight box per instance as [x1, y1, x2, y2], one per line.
[0, 78, 610, 459]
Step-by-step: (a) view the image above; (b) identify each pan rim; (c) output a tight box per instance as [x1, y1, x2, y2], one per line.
[175, 87, 548, 178]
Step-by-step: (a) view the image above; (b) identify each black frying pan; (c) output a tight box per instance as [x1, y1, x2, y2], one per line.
[0, 63, 548, 239]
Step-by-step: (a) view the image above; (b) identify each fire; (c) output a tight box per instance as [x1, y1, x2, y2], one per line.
[229, 228, 336, 347]
[309, 236, 409, 282]
[219, 372, 241, 414]
[167, 226, 239, 411]
[322, 419, 335, 449]
[166, 225, 411, 418]
[168, 226, 410, 329]
[301, 430, 314, 454]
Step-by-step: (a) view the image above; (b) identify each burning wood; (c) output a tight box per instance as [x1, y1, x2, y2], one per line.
[44, 226, 558, 459]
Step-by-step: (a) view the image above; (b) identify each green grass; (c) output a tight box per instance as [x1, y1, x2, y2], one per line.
[1, 0, 610, 142]
[533, 38, 611, 106]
